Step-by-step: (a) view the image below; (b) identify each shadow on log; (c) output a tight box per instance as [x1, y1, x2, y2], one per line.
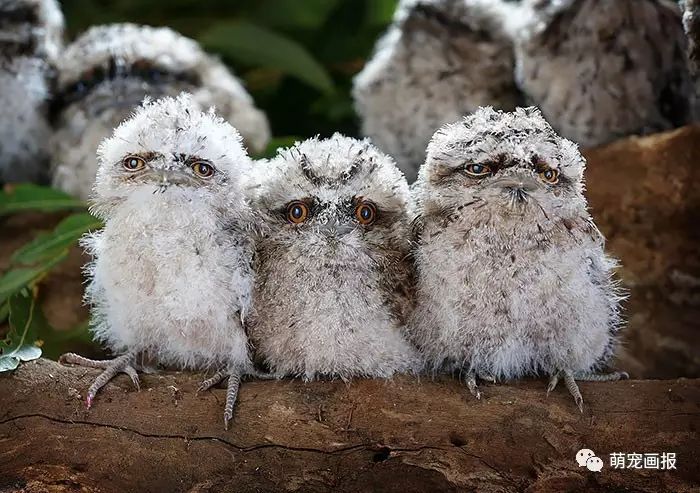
[0, 359, 698, 492]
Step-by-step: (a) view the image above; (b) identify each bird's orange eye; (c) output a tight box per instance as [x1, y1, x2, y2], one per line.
[355, 201, 377, 226]
[192, 161, 215, 178]
[286, 201, 309, 224]
[539, 168, 559, 184]
[123, 156, 145, 171]
[464, 163, 492, 177]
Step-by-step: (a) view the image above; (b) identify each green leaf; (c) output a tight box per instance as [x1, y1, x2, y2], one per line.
[364, 0, 399, 26]
[200, 20, 335, 94]
[0, 184, 85, 216]
[0, 252, 68, 305]
[12, 213, 102, 265]
[0, 301, 8, 324]
[250, 0, 340, 30]
[0, 292, 43, 372]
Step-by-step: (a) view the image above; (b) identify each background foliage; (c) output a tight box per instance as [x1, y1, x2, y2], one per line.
[0, 0, 399, 368]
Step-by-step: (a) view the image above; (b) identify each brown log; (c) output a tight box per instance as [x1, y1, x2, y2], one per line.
[0, 359, 698, 492]
[583, 125, 700, 379]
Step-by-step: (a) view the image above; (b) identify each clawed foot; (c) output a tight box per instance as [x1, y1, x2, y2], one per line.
[547, 370, 629, 412]
[197, 368, 242, 430]
[462, 371, 496, 400]
[59, 352, 140, 408]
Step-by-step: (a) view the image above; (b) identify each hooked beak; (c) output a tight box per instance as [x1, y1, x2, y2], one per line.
[143, 169, 194, 188]
[317, 217, 355, 237]
[489, 175, 541, 202]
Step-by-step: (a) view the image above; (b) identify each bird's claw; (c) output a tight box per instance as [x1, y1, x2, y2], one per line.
[60, 352, 140, 408]
[199, 368, 242, 429]
[546, 372, 559, 397]
[197, 369, 227, 393]
[547, 369, 584, 412]
[464, 373, 481, 400]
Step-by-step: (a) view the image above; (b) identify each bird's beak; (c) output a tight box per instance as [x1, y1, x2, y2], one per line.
[317, 217, 354, 237]
[489, 175, 541, 193]
[489, 174, 541, 203]
[144, 169, 194, 187]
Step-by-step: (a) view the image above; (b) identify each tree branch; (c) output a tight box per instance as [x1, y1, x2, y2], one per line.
[1, 359, 698, 492]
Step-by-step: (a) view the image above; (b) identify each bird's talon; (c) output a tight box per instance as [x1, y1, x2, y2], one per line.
[464, 373, 481, 399]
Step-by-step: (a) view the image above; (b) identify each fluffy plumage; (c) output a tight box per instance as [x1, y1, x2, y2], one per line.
[353, 0, 520, 182]
[409, 106, 625, 407]
[514, 0, 690, 148]
[50, 23, 270, 198]
[248, 134, 419, 381]
[63, 95, 256, 426]
[0, 0, 63, 184]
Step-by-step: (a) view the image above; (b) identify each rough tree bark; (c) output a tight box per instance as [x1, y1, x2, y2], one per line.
[0, 359, 698, 492]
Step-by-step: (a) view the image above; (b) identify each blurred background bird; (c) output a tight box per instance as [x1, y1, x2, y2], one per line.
[513, 0, 691, 148]
[0, 0, 63, 184]
[49, 23, 270, 199]
[353, 0, 521, 182]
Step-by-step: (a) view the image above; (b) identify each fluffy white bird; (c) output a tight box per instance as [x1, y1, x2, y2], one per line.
[60, 94, 257, 428]
[0, 0, 63, 184]
[408, 106, 627, 409]
[247, 134, 420, 381]
[50, 23, 270, 198]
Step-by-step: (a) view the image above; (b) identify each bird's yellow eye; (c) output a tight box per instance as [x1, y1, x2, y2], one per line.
[355, 200, 377, 226]
[286, 201, 309, 224]
[539, 168, 559, 184]
[123, 156, 146, 171]
[192, 161, 215, 178]
[464, 163, 492, 178]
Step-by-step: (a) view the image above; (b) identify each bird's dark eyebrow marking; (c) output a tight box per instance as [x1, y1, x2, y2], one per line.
[125, 151, 160, 162]
[298, 151, 368, 185]
[0, 5, 38, 24]
[49, 57, 201, 121]
[299, 153, 322, 185]
[339, 156, 365, 183]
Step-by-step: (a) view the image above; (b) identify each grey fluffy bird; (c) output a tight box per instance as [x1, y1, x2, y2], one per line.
[60, 95, 257, 428]
[408, 106, 626, 409]
[353, 0, 520, 182]
[50, 23, 270, 199]
[514, 0, 691, 148]
[0, 0, 63, 184]
[247, 134, 420, 381]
